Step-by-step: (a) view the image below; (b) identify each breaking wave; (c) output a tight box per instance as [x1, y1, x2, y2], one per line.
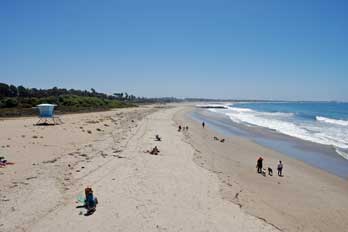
[209, 106, 348, 156]
[316, 116, 348, 126]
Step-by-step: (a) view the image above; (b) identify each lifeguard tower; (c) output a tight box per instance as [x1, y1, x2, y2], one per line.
[36, 104, 62, 125]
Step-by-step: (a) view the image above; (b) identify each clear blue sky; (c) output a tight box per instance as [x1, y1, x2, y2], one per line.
[1, 0, 347, 101]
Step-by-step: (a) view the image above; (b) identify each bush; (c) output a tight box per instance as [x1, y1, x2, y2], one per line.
[0, 94, 136, 117]
[3, 98, 18, 107]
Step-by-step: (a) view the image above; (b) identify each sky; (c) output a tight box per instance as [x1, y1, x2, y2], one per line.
[1, 0, 347, 101]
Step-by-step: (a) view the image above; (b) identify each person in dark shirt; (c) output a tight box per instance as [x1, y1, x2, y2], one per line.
[256, 157, 263, 174]
[277, 160, 283, 176]
[84, 187, 98, 214]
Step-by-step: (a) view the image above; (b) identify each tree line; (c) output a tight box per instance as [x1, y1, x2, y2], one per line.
[0, 82, 182, 116]
[0, 83, 137, 101]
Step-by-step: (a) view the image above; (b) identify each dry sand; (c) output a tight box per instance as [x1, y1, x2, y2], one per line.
[0, 106, 156, 231]
[0, 105, 278, 232]
[1, 104, 346, 232]
[174, 107, 348, 232]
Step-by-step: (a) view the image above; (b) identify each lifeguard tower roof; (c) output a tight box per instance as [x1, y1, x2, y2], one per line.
[37, 103, 57, 107]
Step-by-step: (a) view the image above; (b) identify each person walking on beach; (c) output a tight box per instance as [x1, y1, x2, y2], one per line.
[256, 157, 263, 174]
[202, 121, 205, 128]
[277, 160, 283, 176]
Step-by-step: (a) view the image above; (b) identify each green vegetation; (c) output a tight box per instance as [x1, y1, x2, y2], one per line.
[0, 83, 136, 117]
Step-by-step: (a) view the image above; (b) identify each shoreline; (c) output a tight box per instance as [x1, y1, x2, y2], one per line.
[191, 108, 348, 179]
[174, 106, 348, 231]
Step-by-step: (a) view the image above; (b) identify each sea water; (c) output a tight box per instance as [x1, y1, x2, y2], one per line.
[212, 102, 348, 159]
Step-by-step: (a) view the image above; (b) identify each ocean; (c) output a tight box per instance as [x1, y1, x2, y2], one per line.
[192, 101, 348, 178]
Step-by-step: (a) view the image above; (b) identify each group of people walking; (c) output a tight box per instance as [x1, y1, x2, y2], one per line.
[178, 125, 189, 132]
[256, 157, 283, 177]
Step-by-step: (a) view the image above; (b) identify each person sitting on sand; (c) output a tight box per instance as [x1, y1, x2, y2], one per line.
[220, 139, 225, 143]
[178, 125, 182, 132]
[84, 187, 98, 214]
[155, 134, 161, 141]
[152, 146, 160, 155]
[277, 160, 283, 176]
[0, 156, 14, 167]
[213, 136, 219, 141]
[256, 157, 263, 174]
[0, 157, 5, 167]
[146, 146, 160, 155]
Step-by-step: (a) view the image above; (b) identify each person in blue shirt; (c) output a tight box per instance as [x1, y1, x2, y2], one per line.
[84, 187, 98, 214]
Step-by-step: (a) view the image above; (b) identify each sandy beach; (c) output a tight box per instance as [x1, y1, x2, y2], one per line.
[1, 105, 347, 232]
[0, 106, 157, 231]
[175, 107, 348, 232]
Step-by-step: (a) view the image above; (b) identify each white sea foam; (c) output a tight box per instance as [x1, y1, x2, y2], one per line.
[336, 148, 348, 160]
[316, 116, 348, 126]
[209, 107, 348, 152]
[226, 107, 253, 112]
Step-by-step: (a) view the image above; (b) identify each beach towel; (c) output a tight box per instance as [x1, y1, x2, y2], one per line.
[77, 195, 85, 204]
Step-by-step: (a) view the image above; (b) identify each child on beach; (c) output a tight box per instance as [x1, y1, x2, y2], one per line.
[277, 160, 283, 176]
